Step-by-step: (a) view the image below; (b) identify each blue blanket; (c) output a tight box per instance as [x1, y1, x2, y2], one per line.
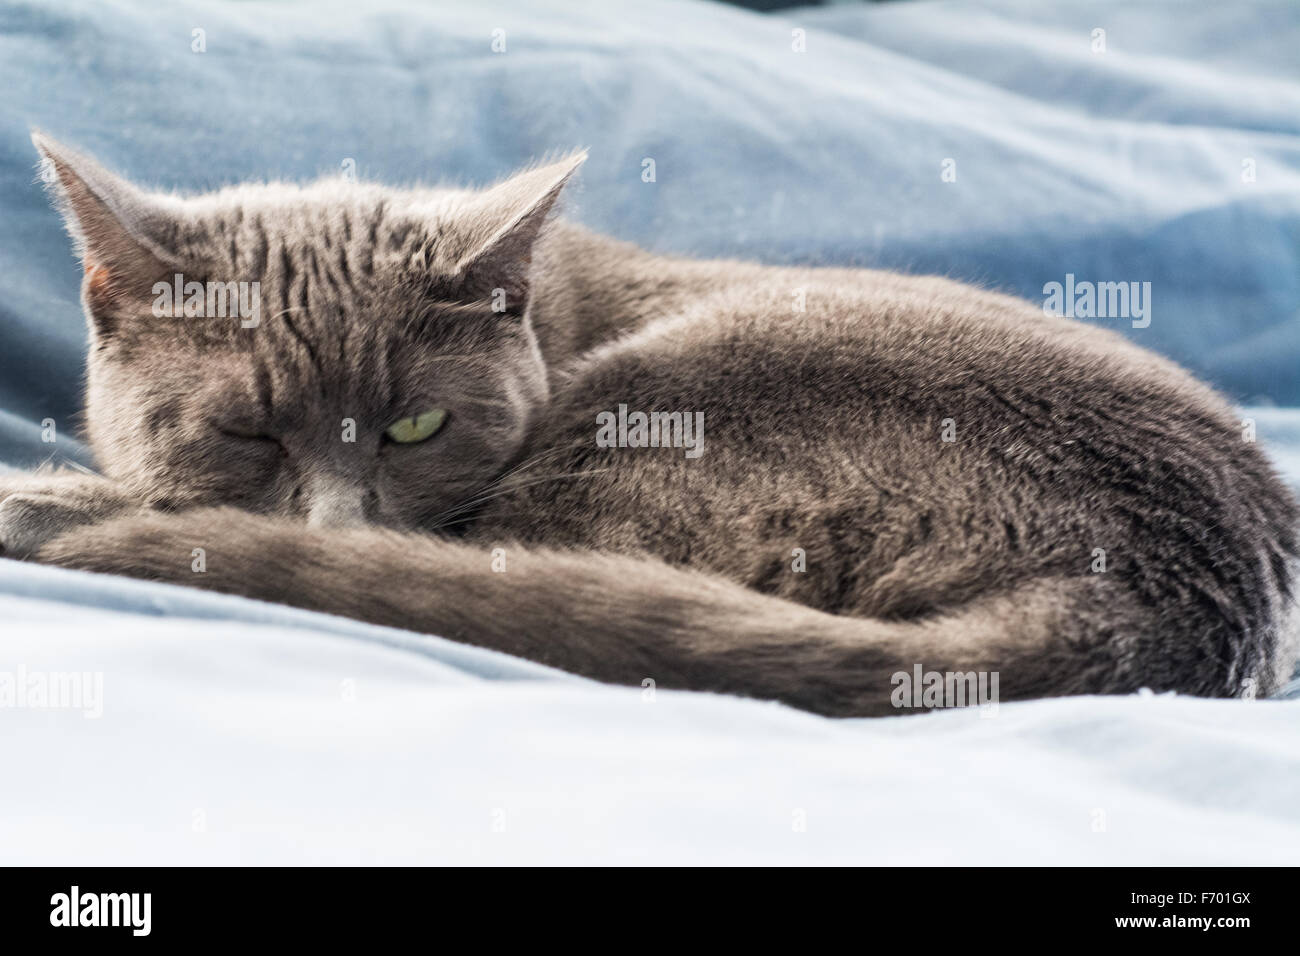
[0, 0, 1297, 864]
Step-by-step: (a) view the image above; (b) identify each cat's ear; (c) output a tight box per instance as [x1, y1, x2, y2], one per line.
[32, 131, 179, 338]
[449, 151, 587, 311]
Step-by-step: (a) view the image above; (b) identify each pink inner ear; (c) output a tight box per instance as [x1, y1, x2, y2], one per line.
[83, 262, 118, 308]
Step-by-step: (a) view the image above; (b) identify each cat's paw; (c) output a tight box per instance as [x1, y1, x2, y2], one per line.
[0, 471, 138, 561]
[0, 493, 86, 560]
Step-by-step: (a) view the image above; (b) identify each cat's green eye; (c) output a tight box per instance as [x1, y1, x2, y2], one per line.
[385, 408, 447, 444]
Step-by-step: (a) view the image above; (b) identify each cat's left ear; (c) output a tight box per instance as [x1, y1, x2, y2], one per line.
[32, 131, 180, 339]
[449, 151, 587, 311]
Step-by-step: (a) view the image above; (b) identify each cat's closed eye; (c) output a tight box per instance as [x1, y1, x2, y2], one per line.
[212, 422, 284, 451]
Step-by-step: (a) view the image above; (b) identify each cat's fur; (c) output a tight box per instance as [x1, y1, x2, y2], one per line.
[2, 132, 1297, 716]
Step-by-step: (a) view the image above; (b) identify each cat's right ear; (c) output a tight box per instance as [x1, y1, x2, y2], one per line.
[32, 131, 178, 339]
[447, 151, 587, 310]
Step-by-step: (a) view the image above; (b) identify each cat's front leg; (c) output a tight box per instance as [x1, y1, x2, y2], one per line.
[0, 469, 143, 560]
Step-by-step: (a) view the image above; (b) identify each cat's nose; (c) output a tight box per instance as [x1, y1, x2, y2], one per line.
[304, 473, 368, 528]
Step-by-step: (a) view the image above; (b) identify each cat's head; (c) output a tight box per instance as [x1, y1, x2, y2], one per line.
[34, 132, 584, 529]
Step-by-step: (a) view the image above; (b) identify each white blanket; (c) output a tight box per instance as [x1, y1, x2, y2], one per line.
[3, 563, 1297, 865]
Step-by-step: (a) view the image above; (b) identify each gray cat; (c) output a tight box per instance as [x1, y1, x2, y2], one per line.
[1, 132, 1296, 716]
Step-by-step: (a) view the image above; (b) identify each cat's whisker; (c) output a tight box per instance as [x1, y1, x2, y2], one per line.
[421, 354, 487, 366]
[426, 467, 612, 530]
[264, 305, 313, 323]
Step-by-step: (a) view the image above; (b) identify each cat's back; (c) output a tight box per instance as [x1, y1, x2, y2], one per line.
[562, 255, 1245, 483]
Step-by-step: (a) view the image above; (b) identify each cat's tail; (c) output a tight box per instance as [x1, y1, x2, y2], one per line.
[34, 507, 1283, 716]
